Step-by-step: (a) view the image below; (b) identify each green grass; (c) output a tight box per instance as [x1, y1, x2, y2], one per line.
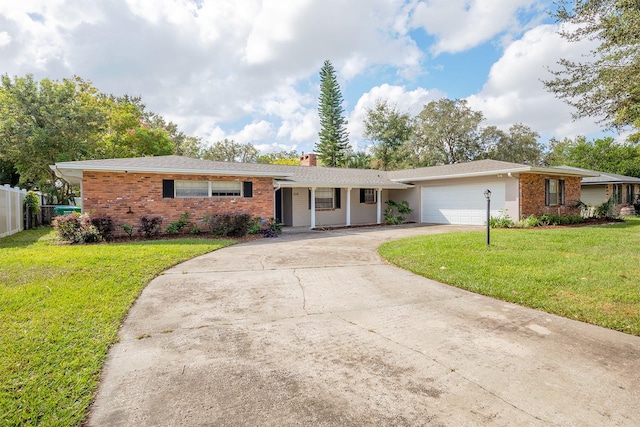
[0, 228, 235, 426]
[379, 217, 640, 336]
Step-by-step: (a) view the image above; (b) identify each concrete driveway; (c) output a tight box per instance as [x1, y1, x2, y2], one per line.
[88, 224, 640, 426]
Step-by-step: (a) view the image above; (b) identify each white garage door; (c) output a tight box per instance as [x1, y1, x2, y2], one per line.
[421, 182, 505, 225]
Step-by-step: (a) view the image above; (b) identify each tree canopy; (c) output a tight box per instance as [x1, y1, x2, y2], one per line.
[316, 60, 351, 167]
[362, 100, 412, 170]
[0, 74, 197, 202]
[257, 150, 300, 165]
[411, 99, 485, 166]
[483, 124, 543, 165]
[545, 135, 640, 176]
[201, 139, 259, 163]
[544, 0, 640, 137]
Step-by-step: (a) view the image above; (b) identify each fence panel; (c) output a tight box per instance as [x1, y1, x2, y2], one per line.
[0, 184, 26, 238]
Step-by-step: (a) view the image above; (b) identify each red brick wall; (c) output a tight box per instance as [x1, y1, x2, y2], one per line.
[519, 173, 581, 217]
[82, 172, 275, 234]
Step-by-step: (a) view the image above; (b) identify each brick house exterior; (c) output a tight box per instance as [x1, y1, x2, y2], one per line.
[82, 171, 274, 228]
[519, 173, 582, 217]
[52, 156, 597, 230]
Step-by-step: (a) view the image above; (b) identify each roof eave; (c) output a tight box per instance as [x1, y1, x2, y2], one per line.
[275, 179, 413, 189]
[390, 167, 531, 182]
[391, 165, 599, 182]
[51, 163, 293, 179]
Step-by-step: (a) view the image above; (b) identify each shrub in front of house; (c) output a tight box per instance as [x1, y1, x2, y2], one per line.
[489, 210, 514, 228]
[384, 200, 413, 225]
[138, 216, 163, 238]
[490, 212, 586, 229]
[203, 212, 254, 237]
[91, 214, 115, 241]
[53, 213, 102, 243]
[165, 212, 192, 235]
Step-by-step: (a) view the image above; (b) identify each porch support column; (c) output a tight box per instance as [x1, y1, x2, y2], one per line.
[310, 187, 316, 229]
[346, 187, 352, 226]
[376, 188, 383, 224]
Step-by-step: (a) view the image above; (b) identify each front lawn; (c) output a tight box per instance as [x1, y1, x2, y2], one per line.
[0, 228, 234, 426]
[379, 218, 640, 336]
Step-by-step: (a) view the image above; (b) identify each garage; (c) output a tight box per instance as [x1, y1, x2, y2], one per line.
[421, 181, 505, 225]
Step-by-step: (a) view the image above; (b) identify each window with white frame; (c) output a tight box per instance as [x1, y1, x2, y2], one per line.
[315, 187, 335, 209]
[175, 180, 209, 198]
[361, 188, 377, 204]
[211, 181, 241, 197]
[173, 180, 242, 198]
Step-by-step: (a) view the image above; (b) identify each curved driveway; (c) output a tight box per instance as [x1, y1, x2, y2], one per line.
[89, 224, 640, 426]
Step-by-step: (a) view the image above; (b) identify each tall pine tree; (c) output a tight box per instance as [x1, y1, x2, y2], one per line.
[316, 60, 351, 167]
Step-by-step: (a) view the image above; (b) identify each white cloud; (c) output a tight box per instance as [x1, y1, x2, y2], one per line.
[466, 23, 602, 140]
[0, 31, 11, 46]
[411, 0, 540, 55]
[227, 120, 275, 144]
[0, 0, 606, 156]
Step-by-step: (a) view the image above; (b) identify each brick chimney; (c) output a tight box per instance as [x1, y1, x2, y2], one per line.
[300, 153, 317, 167]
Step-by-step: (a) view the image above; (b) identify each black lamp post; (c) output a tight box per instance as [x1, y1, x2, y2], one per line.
[484, 189, 491, 246]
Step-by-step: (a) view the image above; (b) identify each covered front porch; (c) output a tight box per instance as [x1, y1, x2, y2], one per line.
[274, 184, 412, 229]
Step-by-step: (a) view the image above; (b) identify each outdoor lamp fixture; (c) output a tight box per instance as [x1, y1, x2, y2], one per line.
[484, 189, 491, 246]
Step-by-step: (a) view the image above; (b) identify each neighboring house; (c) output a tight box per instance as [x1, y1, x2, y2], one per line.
[51, 155, 595, 231]
[556, 166, 640, 213]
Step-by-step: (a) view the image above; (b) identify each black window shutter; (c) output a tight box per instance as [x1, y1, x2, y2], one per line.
[360, 189, 366, 203]
[308, 189, 311, 210]
[162, 180, 174, 198]
[335, 188, 341, 209]
[560, 180, 565, 205]
[544, 179, 549, 206]
[243, 181, 253, 198]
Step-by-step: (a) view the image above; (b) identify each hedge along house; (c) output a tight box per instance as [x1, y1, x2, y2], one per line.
[51, 156, 595, 232]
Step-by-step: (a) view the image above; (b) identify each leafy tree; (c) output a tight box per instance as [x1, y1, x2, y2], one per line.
[484, 124, 543, 165]
[544, 0, 640, 136]
[97, 99, 174, 158]
[545, 135, 640, 176]
[344, 151, 373, 169]
[0, 74, 105, 202]
[363, 100, 413, 170]
[171, 132, 203, 158]
[0, 158, 19, 186]
[257, 150, 300, 165]
[202, 139, 259, 163]
[316, 60, 351, 167]
[411, 99, 486, 166]
[137, 103, 203, 158]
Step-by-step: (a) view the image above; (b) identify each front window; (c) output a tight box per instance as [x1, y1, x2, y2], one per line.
[175, 180, 209, 198]
[626, 184, 634, 204]
[546, 178, 565, 206]
[174, 180, 241, 198]
[211, 181, 241, 197]
[363, 188, 377, 204]
[613, 184, 623, 204]
[315, 188, 334, 209]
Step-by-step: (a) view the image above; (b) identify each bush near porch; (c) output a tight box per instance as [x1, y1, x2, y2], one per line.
[379, 217, 640, 336]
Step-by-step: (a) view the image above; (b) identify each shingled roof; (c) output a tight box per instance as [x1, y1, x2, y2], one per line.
[387, 159, 597, 182]
[51, 155, 411, 189]
[554, 166, 640, 185]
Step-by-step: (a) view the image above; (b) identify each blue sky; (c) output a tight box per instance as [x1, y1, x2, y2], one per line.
[0, 0, 610, 155]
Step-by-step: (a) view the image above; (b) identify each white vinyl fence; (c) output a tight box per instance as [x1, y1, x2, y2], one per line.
[0, 184, 26, 238]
